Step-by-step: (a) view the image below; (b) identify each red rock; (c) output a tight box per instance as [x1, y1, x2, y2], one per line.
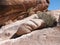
[0, 0, 50, 26]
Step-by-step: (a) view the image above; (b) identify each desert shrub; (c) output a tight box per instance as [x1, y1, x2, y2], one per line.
[37, 12, 57, 27]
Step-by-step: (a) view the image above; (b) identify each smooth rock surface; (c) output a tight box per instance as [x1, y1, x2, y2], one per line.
[0, 26, 60, 45]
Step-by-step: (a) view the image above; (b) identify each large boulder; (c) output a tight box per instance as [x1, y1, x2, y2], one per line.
[0, 0, 50, 26]
[0, 26, 60, 45]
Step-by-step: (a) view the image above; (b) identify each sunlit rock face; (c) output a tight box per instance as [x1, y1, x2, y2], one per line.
[0, 0, 50, 26]
[0, 26, 60, 45]
[0, 0, 60, 45]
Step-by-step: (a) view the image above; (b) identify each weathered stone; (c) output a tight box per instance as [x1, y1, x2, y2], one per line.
[0, 14, 45, 40]
[0, 0, 50, 26]
[1, 0, 60, 45]
[0, 26, 60, 45]
[16, 19, 45, 35]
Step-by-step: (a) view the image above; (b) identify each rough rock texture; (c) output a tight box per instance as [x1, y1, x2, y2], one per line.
[0, 10, 60, 45]
[0, 12, 57, 41]
[0, 10, 59, 41]
[0, 0, 60, 45]
[0, 0, 50, 26]
[0, 14, 46, 41]
[0, 26, 60, 45]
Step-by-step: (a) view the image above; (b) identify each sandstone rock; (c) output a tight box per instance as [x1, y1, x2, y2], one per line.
[16, 19, 45, 35]
[0, 14, 45, 40]
[0, 0, 50, 26]
[0, 26, 60, 45]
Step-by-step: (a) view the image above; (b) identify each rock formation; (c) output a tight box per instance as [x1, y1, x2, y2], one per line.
[0, 26, 60, 45]
[0, 0, 50, 26]
[0, 12, 57, 40]
[0, 0, 60, 45]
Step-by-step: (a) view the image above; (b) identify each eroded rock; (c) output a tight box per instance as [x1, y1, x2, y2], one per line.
[0, 14, 45, 40]
[0, 26, 60, 45]
[0, 0, 50, 26]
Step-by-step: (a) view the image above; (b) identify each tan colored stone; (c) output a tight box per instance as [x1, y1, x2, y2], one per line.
[0, 26, 60, 45]
[16, 19, 45, 35]
[0, 14, 45, 40]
